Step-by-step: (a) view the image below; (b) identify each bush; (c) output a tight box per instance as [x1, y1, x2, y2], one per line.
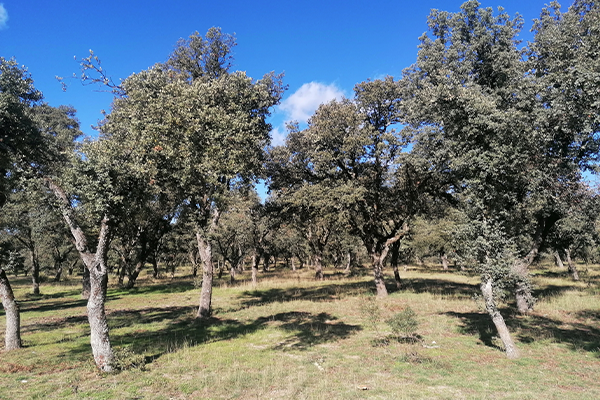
[386, 307, 418, 339]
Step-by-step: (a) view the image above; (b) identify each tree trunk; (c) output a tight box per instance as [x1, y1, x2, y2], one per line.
[343, 252, 351, 275]
[82, 266, 91, 300]
[46, 179, 114, 371]
[564, 249, 580, 281]
[87, 269, 113, 370]
[251, 252, 259, 286]
[197, 233, 214, 318]
[314, 254, 324, 280]
[0, 269, 22, 351]
[195, 207, 220, 319]
[390, 242, 402, 289]
[30, 249, 41, 295]
[53, 263, 63, 282]
[480, 278, 519, 359]
[371, 251, 388, 297]
[291, 257, 296, 272]
[263, 253, 270, 272]
[229, 263, 236, 283]
[125, 261, 144, 289]
[441, 253, 449, 271]
[554, 250, 564, 269]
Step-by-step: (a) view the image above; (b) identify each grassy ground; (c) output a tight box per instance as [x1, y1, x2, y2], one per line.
[1, 262, 599, 399]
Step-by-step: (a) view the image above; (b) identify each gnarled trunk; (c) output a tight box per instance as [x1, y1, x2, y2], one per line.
[0, 269, 21, 350]
[564, 249, 580, 281]
[371, 251, 388, 297]
[441, 253, 449, 271]
[480, 278, 519, 359]
[554, 250, 564, 269]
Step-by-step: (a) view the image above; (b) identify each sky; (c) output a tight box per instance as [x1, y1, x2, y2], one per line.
[1, 0, 556, 145]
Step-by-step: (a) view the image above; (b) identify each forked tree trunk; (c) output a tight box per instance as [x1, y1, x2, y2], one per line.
[564, 249, 580, 281]
[47, 179, 114, 371]
[0, 268, 22, 350]
[480, 278, 519, 359]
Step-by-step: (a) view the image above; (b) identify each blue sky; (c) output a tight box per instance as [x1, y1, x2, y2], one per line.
[1, 0, 554, 143]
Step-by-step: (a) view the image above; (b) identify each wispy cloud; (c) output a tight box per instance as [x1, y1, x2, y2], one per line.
[279, 82, 345, 123]
[0, 4, 7, 30]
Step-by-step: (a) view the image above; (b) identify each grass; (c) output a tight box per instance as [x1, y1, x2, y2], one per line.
[1, 262, 599, 399]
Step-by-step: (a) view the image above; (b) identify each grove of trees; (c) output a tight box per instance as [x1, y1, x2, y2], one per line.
[1, 0, 599, 368]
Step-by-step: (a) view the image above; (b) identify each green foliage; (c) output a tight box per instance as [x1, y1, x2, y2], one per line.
[386, 307, 419, 339]
[110, 347, 147, 371]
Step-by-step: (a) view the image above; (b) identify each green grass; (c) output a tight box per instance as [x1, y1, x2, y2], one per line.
[1, 263, 599, 399]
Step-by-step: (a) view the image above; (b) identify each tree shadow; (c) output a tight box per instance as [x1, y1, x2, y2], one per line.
[534, 284, 581, 301]
[63, 308, 360, 363]
[238, 281, 372, 307]
[400, 278, 478, 299]
[445, 311, 504, 351]
[258, 311, 361, 350]
[446, 310, 600, 356]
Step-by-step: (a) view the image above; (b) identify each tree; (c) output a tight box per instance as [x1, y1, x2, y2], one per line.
[268, 78, 432, 297]
[402, 0, 600, 357]
[99, 28, 285, 318]
[0, 57, 46, 351]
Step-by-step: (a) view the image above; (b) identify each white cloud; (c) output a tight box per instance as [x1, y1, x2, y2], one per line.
[270, 126, 287, 147]
[0, 4, 7, 30]
[279, 82, 344, 123]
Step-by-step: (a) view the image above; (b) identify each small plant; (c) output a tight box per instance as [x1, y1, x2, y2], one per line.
[111, 347, 147, 371]
[386, 307, 419, 340]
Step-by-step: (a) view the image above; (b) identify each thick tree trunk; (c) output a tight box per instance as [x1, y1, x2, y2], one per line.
[229, 263, 236, 283]
[371, 251, 388, 297]
[564, 249, 580, 281]
[480, 278, 519, 359]
[82, 267, 91, 300]
[554, 250, 564, 269]
[343, 252, 352, 275]
[87, 269, 113, 370]
[0, 269, 22, 351]
[125, 261, 144, 289]
[291, 257, 296, 272]
[263, 253, 270, 272]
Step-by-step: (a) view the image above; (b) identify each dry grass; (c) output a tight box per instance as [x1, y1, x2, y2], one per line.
[1, 262, 599, 399]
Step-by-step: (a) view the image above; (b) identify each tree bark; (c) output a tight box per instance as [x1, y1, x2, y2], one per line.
[390, 242, 402, 289]
[196, 208, 220, 319]
[251, 251, 259, 286]
[0, 269, 22, 351]
[480, 278, 519, 359]
[29, 248, 41, 295]
[82, 266, 91, 299]
[441, 253, 449, 271]
[372, 252, 388, 297]
[314, 254, 324, 280]
[564, 249, 580, 281]
[554, 250, 564, 269]
[46, 179, 114, 371]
